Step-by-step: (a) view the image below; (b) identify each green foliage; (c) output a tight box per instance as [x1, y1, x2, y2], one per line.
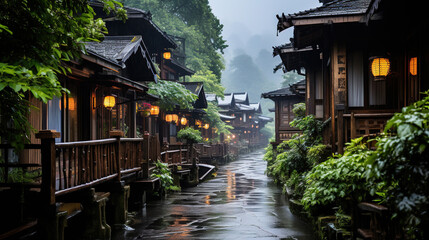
[177, 127, 202, 144]
[0, 0, 125, 150]
[151, 160, 180, 196]
[189, 70, 225, 97]
[203, 102, 233, 138]
[302, 138, 373, 212]
[307, 144, 331, 167]
[366, 91, 429, 237]
[124, 0, 226, 80]
[290, 103, 329, 146]
[148, 80, 197, 111]
[264, 103, 330, 200]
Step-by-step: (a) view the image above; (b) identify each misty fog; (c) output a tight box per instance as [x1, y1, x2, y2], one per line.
[209, 0, 321, 134]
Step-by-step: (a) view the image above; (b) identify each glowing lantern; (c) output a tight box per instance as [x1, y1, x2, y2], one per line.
[103, 96, 116, 109]
[165, 114, 178, 122]
[410, 57, 418, 76]
[165, 114, 173, 122]
[195, 120, 202, 128]
[249, 115, 252, 119]
[163, 52, 171, 60]
[203, 123, 209, 129]
[180, 117, 188, 125]
[232, 134, 236, 139]
[150, 105, 160, 115]
[371, 57, 390, 80]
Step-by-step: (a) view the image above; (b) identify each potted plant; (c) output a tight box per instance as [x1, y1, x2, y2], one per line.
[137, 102, 151, 117]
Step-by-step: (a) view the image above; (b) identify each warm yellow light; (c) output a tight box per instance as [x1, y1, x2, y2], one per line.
[371, 57, 390, 79]
[232, 134, 236, 139]
[195, 120, 202, 128]
[410, 57, 418, 76]
[165, 114, 178, 123]
[59, 97, 76, 111]
[203, 123, 209, 129]
[163, 52, 171, 60]
[180, 117, 188, 125]
[150, 105, 160, 115]
[103, 96, 116, 109]
[252, 124, 254, 128]
[249, 115, 252, 119]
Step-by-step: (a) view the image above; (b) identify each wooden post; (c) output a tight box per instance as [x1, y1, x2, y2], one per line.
[35, 130, 60, 240]
[36, 130, 60, 205]
[337, 105, 344, 155]
[110, 130, 123, 181]
[142, 132, 150, 179]
[350, 112, 356, 139]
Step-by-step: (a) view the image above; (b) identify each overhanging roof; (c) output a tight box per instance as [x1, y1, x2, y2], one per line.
[277, 0, 372, 32]
[181, 82, 208, 109]
[85, 36, 158, 83]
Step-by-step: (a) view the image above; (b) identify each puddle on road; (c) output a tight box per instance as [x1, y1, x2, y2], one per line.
[113, 150, 314, 240]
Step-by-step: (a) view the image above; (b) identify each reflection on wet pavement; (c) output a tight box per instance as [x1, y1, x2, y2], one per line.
[113, 149, 314, 240]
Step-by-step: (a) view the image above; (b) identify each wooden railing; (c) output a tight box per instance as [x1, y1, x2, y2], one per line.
[161, 143, 191, 165]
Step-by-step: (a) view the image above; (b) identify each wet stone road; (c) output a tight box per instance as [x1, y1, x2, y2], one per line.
[114, 149, 314, 240]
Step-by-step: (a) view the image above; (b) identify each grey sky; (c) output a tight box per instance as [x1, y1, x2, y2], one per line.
[209, 0, 321, 58]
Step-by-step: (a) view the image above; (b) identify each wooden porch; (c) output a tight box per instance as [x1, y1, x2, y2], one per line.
[0, 129, 233, 239]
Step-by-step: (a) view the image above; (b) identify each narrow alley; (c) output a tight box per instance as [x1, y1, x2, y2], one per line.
[113, 150, 313, 240]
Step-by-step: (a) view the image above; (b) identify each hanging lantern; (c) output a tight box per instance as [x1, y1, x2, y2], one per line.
[249, 115, 252, 119]
[410, 57, 418, 76]
[180, 117, 188, 125]
[203, 123, 209, 129]
[172, 114, 179, 123]
[103, 95, 116, 109]
[150, 105, 160, 115]
[195, 120, 202, 128]
[370, 57, 390, 80]
[163, 52, 171, 60]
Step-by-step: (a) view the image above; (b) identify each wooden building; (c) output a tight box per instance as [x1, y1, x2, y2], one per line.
[261, 80, 306, 143]
[275, 0, 429, 153]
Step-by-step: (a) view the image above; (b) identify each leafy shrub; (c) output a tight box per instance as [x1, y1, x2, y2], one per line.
[151, 160, 180, 196]
[148, 80, 197, 111]
[177, 127, 202, 144]
[366, 91, 429, 237]
[307, 144, 331, 166]
[302, 138, 373, 212]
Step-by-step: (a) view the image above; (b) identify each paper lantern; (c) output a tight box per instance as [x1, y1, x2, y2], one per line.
[371, 57, 390, 80]
[163, 52, 171, 60]
[103, 96, 116, 109]
[180, 117, 188, 125]
[203, 123, 209, 129]
[410, 57, 418, 76]
[150, 105, 160, 115]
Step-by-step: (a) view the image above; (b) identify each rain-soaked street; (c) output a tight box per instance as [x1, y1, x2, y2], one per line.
[113, 149, 313, 240]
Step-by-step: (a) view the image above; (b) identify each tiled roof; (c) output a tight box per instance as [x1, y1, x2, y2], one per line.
[205, 93, 217, 102]
[292, 0, 371, 19]
[217, 93, 234, 107]
[233, 92, 249, 105]
[235, 103, 254, 111]
[85, 36, 142, 64]
[277, 0, 372, 31]
[261, 87, 293, 98]
[249, 103, 262, 114]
